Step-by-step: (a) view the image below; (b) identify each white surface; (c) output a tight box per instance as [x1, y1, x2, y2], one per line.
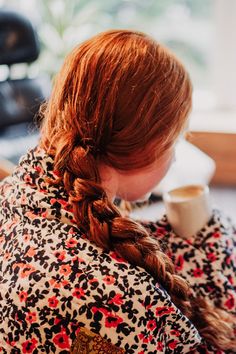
[153, 140, 216, 195]
[190, 110, 236, 133]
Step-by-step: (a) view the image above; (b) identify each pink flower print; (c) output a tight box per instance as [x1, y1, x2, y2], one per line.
[66, 238, 78, 248]
[59, 264, 71, 276]
[72, 287, 85, 299]
[19, 291, 27, 302]
[103, 275, 115, 285]
[26, 312, 37, 323]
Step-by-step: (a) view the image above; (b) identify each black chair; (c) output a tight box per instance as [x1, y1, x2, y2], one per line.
[0, 9, 50, 165]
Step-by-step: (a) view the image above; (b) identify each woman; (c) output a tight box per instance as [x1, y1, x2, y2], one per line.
[0, 30, 235, 353]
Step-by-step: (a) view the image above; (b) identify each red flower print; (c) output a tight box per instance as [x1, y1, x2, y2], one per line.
[168, 340, 178, 349]
[58, 199, 68, 207]
[226, 255, 232, 265]
[141, 300, 152, 310]
[206, 252, 217, 262]
[110, 251, 127, 263]
[193, 268, 204, 277]
[170, 329, 180, 337]
[53, 169, 61, 177]
[6, 340, 16, 347]
[224, 296, 235, 310]
[92, 306, 108, 316]
[228, 275, 234, 285]
[54, 250, 66, 261]
[34, 165, 42, 174]
[22, 338, 38, 353]
[50, 198, 57, 205]
[53, 332, 70, 349]
[105, 312, 123, 328]
[72, 287, 85, 299]
[156, 341, 164, 350]
[48, 296, 59, 308]
[88, 277, 99, 284]
[147, 320, 157, 331]
[138, 333, 153, 343]
[69, 227, 76, 235]
[64, 204, 73, 212]
[61, 280, 69, 287]
[175, 255, 184, 271]
[103, 275, 115, 285]
[213, 232, 221, 238]
[66, 238, 78, 248]
[155, 306, 175, 317]
[206, 285, 214, 293]
[108, 293, 123, 305]
[26, 312, 37, 323]
[19, 291, 27, 302]
[59, 264, 71, 276]
[155, 227, 167, 238]
[54, 318, 61, 325]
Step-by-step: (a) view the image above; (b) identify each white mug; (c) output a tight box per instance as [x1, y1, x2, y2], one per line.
[163, 184, 212, 239]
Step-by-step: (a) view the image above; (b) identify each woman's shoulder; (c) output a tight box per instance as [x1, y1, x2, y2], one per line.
[1, 217, 201, 353]
[72, 244, 201, 350]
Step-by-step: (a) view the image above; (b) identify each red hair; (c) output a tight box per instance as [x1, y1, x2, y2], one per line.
[40, 30, 236, 350]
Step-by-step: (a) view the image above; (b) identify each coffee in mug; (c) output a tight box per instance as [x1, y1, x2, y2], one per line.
[163, 184, 212, 239]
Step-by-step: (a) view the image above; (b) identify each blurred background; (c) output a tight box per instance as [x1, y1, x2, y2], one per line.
[0, 0, 235, 218]
[1, 0, 236, 111]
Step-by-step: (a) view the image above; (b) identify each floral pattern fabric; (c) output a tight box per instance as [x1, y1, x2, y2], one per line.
[0, 146, 235, 353]
[141, 211, 236, 317]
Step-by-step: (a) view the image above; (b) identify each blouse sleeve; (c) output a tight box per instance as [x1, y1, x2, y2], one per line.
[139, 209, 236, 316]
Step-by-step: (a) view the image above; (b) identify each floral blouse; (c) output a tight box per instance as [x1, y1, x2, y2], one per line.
[0, 146, 235, 354]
